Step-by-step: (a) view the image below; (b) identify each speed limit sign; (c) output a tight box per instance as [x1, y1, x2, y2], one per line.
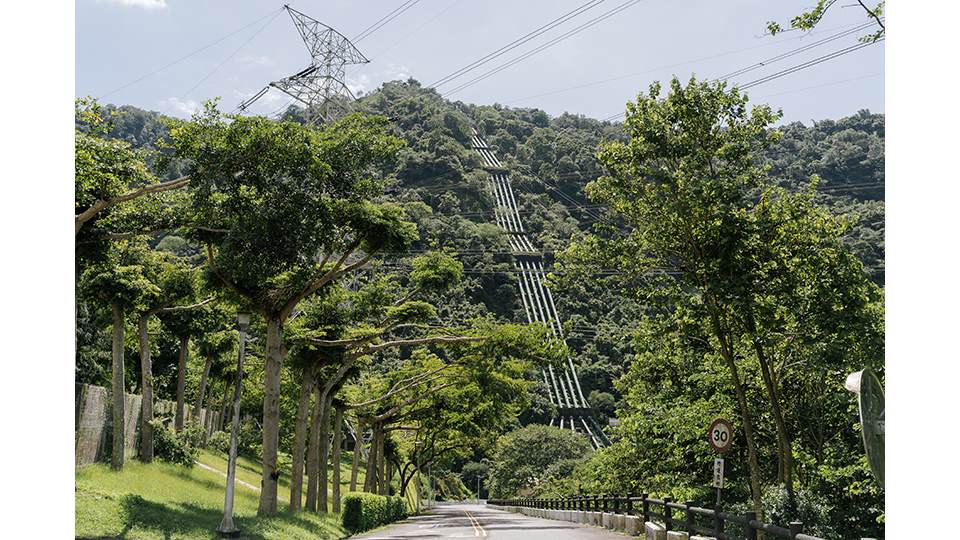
[708, 418, 733, 453]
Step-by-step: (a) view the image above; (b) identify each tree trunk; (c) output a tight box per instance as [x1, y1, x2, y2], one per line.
[752, 338, 796, 507]
[305, 378, 323, 512]
[331, 405, 344, 513]
[350, 416, 364, 492]
[317, 391, 334, 513]
[137, 314, 155, 462]
[110, 303, 126, 470]
[258, 315, 284, 515]
[709, 309, 764, 518]
[290, 365, 317, 511]
[378, 434, 388, 496]
[384, 459, 393, 496]
[363, 424, 380, 493]
[174, 335, 189, 431]
[193, 354, 213, 422]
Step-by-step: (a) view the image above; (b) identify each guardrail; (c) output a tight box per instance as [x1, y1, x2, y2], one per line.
[487, 494, 825, 540]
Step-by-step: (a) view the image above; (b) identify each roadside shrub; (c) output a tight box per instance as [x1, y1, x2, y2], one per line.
[150, 420, 200, 466]
[208, 431, 230, 453]
[180, 422, 205, 449]
[341, 492, 408, 533]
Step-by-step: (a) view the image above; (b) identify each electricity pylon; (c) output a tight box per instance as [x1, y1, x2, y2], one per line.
[238, 5, 368, 124]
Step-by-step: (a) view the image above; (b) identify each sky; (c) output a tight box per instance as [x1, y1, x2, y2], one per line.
[75, 0, 884, 124]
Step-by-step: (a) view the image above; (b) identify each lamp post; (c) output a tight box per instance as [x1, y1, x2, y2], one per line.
[476, 474, 484, 503]
[217, 312, 250, 538]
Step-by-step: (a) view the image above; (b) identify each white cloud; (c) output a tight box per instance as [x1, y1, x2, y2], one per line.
[162, 97, 200, 118]
[347, 64, 411, 95]
[97, 0, 168, 9]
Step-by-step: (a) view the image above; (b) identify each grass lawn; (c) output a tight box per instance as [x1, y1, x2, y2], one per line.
[75, 449, 366, 540]
[195, 449, 365, 512]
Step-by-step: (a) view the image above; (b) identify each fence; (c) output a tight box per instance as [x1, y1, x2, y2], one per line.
[75, 383, 224, 467]
[487, 494, 825, 540]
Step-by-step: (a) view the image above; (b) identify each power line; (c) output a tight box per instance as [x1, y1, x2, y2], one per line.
[180, 9, 284, 100]
[371, 0, 466, 58]
[501, 20, 875, 105]
[444, 0, 648, 97]
[739, 39, 883, 90]
[712, 21, 877, 81]
[753, 72, 881, 100]
[95, 7, 284, 101]
[603, 36, 883, 121]
[430, 0, 607, 88]
[354, 0, 425, 43]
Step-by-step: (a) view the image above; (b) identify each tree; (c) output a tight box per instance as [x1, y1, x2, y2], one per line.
[79, 240, 160, 469]
[346, 322, 563, 498]
[159, 296, 219, 432]
[563, 77, 883, 519]
[167, 105, 416, 514]
[127, 250, 209, 461]
[75, 98, 189, 237]
[487, 425, 592, 498]
[192, 314, 236, 425]
[282, 250, 481, 510]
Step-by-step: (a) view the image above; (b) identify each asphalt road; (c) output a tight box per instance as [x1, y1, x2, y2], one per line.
[353, 502, 630, 539]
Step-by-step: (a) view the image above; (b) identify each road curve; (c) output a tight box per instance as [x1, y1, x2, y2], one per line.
[353, 502, 631, 539]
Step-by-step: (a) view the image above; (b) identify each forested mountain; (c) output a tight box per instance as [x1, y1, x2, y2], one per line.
[82, 80, 884, 418]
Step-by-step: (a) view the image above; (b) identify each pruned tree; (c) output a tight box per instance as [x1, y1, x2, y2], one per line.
[166, 105, 417, 514]
[75, 98, 189, 237]
[79, 240, 160, 469]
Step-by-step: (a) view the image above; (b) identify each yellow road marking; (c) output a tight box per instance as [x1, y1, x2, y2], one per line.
[463, 510, 488, 537]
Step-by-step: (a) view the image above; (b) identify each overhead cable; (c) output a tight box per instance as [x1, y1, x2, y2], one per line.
[444, 0, 648, 97]
[430, 0, 608, 88]
[354, 0, 425, 43]
[97, 7, 285, 100]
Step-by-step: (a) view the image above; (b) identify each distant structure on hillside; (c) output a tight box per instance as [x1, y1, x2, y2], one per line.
[470, 128, 609, 449]
[237, 6, 369, 124]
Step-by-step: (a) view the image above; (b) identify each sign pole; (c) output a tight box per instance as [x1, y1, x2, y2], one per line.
[707, 418, 732, 511]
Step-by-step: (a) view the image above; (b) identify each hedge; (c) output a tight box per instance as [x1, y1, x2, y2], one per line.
[341, 492, 409, 533]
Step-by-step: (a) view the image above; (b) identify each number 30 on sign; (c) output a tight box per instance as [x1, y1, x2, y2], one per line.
[708, 418, 733, 453]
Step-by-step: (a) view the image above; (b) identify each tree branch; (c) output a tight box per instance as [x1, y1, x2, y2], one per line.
[159, 296, 216, 313]
[75, 175, 191, 235]
[356, 335, 484, 357]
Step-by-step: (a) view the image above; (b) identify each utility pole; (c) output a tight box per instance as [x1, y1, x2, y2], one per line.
[237, 5, 369, 124]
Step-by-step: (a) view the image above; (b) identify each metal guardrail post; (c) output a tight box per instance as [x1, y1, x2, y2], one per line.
[663, 497, 673, 532]
[685, 500, 695, 534]
[745, 511, 758, 540]
[613, 494, 621, 514]
[625, 492, 633, 514]
[790, 521, 804, 539]
[641, 493, 650, 523]
[592, 494, 599, 512]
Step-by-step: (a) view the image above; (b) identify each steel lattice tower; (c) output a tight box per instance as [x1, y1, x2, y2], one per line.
[238, 5, 368, 124]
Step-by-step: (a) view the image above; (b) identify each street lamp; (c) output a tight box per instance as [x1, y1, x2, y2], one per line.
[476, 473, 484, 504]
[217, 312, 250, 538]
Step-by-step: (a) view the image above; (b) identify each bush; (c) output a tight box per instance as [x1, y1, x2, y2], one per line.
[150, 420, 200, 466]
[341, 492, 408, 533]
[208, 431, 230, 453]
